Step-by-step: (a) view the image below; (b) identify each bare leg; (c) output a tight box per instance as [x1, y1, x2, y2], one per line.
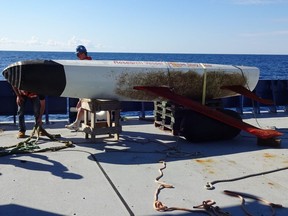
[75, 108, 84, 124]
[65, 99, 82, 130]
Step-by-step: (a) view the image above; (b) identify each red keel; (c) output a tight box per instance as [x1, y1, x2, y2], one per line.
[221, 85, 274, 105]
[134, 86, 282, 140]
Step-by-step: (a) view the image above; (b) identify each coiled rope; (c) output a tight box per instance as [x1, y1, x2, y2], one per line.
[0, 125, 73, 157]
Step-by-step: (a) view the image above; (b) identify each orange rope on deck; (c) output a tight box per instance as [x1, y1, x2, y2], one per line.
[153, 161, 230, 215]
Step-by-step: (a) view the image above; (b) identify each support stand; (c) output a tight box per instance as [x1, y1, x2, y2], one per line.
[80, 99, 122, 142]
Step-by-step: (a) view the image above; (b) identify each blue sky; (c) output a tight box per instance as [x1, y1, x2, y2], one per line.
[0, 0, 288, 54]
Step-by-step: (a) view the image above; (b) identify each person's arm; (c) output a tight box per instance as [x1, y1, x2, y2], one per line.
[12, 86, 21, 96]
[12, 86, 24, 106]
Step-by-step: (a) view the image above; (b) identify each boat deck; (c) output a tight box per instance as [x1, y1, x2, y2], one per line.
[1, 114, 288, 216]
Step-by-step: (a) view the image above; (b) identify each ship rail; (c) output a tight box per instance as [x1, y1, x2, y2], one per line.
[0, 80, 287, 124]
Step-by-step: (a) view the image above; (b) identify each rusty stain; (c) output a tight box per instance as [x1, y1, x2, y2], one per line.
[195, 159, 217, 175]
[228, 160, 237, 164]
[263, 153, 276, 158]
[208, 170, 215, 174]
[268, 182, 274, 186]
[196, 159, 214, 163]
[115, 70, 247, 100]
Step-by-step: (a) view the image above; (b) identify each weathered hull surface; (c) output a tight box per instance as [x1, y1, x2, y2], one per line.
[2, 60, 259, 100]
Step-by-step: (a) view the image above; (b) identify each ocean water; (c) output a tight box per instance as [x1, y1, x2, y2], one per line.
[1, 51, 288, 80]
[0, 51, 288, 122]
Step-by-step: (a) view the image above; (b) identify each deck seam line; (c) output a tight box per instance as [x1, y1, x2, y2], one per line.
[70, 149, 135, 216]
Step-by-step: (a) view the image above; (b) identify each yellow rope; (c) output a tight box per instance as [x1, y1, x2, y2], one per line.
[201, 63, 207, 105]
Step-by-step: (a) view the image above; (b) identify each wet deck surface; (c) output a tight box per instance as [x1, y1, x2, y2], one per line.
[1, 114, 288, 216]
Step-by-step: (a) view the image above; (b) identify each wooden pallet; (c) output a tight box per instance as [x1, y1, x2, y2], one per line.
[137, 86, 283, 140]
[154, 101, 185, 135]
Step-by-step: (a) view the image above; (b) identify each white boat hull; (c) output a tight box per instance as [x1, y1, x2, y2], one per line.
[2, 60, 260, 101]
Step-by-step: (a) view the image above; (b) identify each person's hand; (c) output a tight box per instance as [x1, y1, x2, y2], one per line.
[16, 95, 24, 106]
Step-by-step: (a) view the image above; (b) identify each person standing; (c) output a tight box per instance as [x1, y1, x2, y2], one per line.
[65, 45, 92, 130]
[13, 87, 44, 138]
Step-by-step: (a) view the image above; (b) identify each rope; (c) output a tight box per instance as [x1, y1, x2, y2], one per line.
[205, 166, 288, 190]
[154, 162, 282, 215]
[105, 135, 202, 159]
[200, 63, 207, 105]
[223, 190, 282, 216]
[193, 200, 231, 216]
[0, 125, 73, 157]
[153, 161, 230, 215]
[233, 65, 268, 129]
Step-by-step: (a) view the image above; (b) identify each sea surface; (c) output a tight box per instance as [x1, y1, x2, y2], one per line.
[1, 51, 288, 80]
[0, 51, 288, 122]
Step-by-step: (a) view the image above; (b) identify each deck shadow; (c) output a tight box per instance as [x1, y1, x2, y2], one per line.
[0, 204, 62, 216]
[0, 153, 83, 180]
[74, 128, 286, 165]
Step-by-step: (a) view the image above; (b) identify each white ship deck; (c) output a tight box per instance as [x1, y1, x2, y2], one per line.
[0, 114, 288, 216]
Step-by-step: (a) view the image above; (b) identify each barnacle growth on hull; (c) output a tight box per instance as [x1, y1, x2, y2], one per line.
[115, 70, 247, 101]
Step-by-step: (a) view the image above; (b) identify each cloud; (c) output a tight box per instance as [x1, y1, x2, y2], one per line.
[0, 36, 51, 48]
[26, 36, 41, 45]
[0, 36, 104, 51]
[67, 36, 92, 48]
